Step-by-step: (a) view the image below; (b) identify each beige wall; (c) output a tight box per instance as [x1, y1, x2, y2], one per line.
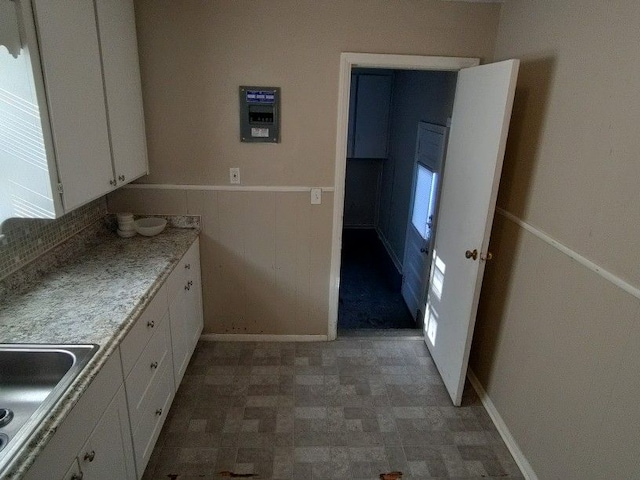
[134, 0, 499, 187]
[113, 0, 501, 335]
[471, 1, 640, 477]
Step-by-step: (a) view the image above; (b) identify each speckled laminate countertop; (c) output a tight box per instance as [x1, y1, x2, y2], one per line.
[0, 224, 200, 479]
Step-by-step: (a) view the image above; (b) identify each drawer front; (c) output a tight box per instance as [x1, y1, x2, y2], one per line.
[132, 358, 174, 476]
[120, 283, 168, 375]
[125, 310, 173, 429]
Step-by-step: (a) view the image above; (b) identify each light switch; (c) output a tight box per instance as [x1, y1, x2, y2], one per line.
[311, 188, 322, 205]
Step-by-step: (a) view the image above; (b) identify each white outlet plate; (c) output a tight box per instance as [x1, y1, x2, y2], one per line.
[230, 168, 240, 184]
[311, 188, 322, 205]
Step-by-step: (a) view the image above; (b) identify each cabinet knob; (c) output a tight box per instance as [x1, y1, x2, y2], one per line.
[147, 320, 155, 328]
[155, 408, 163, 416]
[109, 179, 116, 187]
[150, 361, 158, 369]
[118, 174, 125, 182]
[71, 473, 84, 480]
[188, 280, 193, 287]
[185, 284, 190, 291]
[84, 450, 96, 462]
[185, 263, 191, 270]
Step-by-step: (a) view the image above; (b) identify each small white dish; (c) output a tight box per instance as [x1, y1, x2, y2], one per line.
[117, 228, 136, 238]
[116, 212, 134, 222]
[134, 217, 167, 237]
[117, 220, 135, 230]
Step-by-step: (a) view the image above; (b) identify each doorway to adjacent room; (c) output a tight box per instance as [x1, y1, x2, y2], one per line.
[337, 67, 457, 333]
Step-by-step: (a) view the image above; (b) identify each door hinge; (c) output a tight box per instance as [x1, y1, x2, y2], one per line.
[57, 183, 64, 194]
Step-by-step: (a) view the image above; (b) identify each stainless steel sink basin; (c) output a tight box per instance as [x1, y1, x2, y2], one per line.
[0, 344, 98, 473]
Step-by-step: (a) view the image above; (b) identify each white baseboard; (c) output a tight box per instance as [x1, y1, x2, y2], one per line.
[375, 227, 402, 274]
[467, 369, 538, 480]
[200, 334, 329, 342]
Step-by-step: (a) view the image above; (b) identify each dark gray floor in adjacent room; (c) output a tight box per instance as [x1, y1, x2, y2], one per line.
[142, 339, 524, 479]
[338, 229, 416, 330]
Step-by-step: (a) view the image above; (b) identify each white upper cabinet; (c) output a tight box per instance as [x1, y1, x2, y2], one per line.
[32, 0, 114, 212]
[95, 0, 148, 187]
[0, 0, 148, 224]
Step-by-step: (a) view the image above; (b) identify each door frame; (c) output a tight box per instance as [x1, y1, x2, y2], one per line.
[328, 53, 479, 340]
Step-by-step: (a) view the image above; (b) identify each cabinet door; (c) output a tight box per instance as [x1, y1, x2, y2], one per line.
[169, 285, 190, 386]
[79, 387, 136, 480]
[352, 74, 392, 158]
[186, 241, 204, 350]
[95, 0, 148, 186]
[62, 459, 82, 480]
[32, 0, 114, 211]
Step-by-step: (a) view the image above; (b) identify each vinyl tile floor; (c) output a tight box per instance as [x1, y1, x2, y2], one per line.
[142, 339, 524, 480]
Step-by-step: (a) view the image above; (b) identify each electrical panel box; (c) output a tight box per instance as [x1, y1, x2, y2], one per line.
[239, 86, 280, 143]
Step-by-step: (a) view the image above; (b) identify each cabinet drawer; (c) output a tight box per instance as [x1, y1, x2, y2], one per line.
[120, 283, 167, 376]
[125, 310, 173, 429]
[132, 359, 174, 476]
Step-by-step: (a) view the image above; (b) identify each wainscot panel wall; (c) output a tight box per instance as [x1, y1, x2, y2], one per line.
[471, 1, 640, 478]
[108, 187, 332, 335]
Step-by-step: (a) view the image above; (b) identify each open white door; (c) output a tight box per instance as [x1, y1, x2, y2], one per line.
[424, 60, 519, 406]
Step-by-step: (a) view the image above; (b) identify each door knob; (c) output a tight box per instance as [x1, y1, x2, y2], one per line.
[465, 249, 478, 260]
[420, 248, 428, 253]
[481, 252, 493, 261]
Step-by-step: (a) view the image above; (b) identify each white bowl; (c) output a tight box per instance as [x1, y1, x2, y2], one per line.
[134, 217, 167, 237]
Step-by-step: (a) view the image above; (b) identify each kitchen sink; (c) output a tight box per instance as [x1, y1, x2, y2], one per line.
[0, 344, 99, 473]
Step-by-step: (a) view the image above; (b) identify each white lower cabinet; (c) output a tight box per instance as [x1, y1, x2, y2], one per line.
[167, 240, 204, 386]
[123, 237, 202, 477]
[25, 352, 136, 480]
[121, 295, 175, 476]
[25, 238, 203, 479]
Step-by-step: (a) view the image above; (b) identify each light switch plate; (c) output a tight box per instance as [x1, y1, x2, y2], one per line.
[311, 188, 322, 205]
[230, 168, 240, 184]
